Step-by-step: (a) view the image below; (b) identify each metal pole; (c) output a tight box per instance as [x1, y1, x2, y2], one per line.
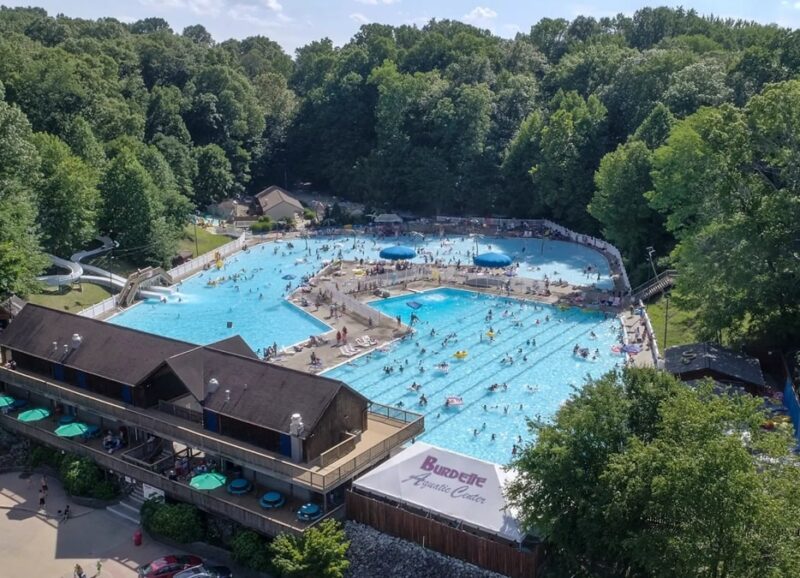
[646, 246, 658, 280]
[193, 216, 199, 257]
[663, 293, 670, 350]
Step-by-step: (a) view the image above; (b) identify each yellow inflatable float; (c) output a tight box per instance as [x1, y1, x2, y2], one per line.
[486, 331, 495, 338]
[453, 350, 468, 359]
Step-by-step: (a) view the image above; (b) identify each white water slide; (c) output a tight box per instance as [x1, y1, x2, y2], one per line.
[37, 236, 167, 300]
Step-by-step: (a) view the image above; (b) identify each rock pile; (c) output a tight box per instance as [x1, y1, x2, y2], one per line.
[345, 522, 505, 578]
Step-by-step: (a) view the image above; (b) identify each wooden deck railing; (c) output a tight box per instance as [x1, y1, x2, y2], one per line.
[0, 413, 340, 537]
[0, 367, 421, 491]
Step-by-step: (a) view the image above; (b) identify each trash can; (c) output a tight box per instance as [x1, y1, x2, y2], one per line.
[133, 528, 142, 546]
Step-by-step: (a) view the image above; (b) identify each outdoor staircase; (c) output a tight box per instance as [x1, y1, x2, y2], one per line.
[106, 483, 145, 525]
[632, 269, 677, 302]
[117, 267, 174, 308]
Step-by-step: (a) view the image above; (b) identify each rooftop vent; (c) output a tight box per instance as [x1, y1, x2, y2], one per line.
[289, 413, 304, 437]
[51, 341, 58, 354]
[207, 378, 219, 393]
[70, 333, 82, 350]
[224, 388, 231, 402]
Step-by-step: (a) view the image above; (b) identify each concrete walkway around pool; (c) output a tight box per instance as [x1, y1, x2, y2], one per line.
[276, 268, 651, 374]
[0, 472, 178, 578]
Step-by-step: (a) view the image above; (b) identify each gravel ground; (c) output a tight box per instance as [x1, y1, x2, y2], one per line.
[345, 522, 507, 578]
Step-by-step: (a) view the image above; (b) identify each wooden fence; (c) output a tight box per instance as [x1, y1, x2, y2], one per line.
[346, 491, 543, 578]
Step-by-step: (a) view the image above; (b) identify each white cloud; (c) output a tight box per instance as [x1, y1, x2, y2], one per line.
[349, 12, 370, 24]
[139, 0, 225, 16]
[355, 0, 400, 4]
[227, 2, 292, 26]
[463, 6, 497, 23]
[264, 0, 282, 12]
[794, 1, 800, 8]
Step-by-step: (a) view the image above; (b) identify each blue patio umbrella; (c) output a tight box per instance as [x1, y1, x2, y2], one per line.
[473, 252, 513, 268]
[379, 245, 416, 261]
[0, 395, 15, 408]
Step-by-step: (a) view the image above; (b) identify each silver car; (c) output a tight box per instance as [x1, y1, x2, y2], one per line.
[173, 565, 233, 578]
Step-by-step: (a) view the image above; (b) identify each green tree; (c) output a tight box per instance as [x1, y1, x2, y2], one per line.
[648, 81, 800, 343]
[32, 133, 100, 256]
[99, 147, 177, 265]
[507, 367, 800, 577]
[530, 91, 608, 232]
[0, 84, 47, 296]
[193, 144, 233, 207]
[269, 519, 350, 578]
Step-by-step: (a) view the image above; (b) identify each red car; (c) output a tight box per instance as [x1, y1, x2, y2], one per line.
[138, 555, 204, 578]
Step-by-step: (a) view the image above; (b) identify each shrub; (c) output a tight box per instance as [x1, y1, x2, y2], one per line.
[270, 519, 350, 578]
[28, 445, 63, 468]
[231, 530, 272, 572]
[303, 208, 316, 221]
[141, 498, 205, 543]
[59, 455, 119, 499]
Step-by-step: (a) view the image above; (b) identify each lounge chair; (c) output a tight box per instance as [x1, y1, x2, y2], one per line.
[339, 346, 357, 357]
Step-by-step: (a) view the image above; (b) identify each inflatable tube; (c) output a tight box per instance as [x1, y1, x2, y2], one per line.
[486, 331, 495, 338]
[453, 351, 468, 359]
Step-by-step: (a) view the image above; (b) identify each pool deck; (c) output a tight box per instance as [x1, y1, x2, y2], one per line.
[274, 262, 655, 374]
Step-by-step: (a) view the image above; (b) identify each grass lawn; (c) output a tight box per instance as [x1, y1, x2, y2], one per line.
[646, 295, 698, 349]
[27, 283, 113, 313]
[178, 224, 230, 258]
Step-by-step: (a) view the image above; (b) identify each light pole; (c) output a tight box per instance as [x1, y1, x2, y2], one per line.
[663, 291, 670, 350]
[646, 246, 658, 280]
[193, 211, 200, 257]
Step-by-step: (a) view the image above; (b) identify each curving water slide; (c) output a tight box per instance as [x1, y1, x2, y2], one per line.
[37, 236, 167, 301]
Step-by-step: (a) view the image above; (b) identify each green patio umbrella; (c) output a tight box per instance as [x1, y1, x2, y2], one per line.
[190, 472, 226, 490]
[17, 408, 50, 422]
[0, 395, 15, 408]
[55, 422, 90, 437]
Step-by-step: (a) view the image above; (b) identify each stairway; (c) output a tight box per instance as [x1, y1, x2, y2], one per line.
[632, 270, 677, 302]
[106, 483, 145, 525]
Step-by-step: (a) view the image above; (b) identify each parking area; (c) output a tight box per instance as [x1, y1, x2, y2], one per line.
[0, 472, 174, 578]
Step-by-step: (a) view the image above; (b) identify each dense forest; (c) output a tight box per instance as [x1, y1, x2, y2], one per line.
[0, 6, 798, 344]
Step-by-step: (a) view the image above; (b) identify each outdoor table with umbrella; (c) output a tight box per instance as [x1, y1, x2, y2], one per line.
[17, 408, 50, 422]
[0, 395, 15, 409]
[379, 245, 416, 261]
[190, 472, 226, 490]
[55, 422, 91, 438]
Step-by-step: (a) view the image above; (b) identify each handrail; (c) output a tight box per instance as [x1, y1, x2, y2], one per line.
[0, 366, 421, 491]
[631, 269, 677, 298]
[0, 414, 313, 537]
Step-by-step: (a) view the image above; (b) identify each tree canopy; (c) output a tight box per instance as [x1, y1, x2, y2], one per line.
[507, 367, 800, 577]
[0, 5, 798, 348]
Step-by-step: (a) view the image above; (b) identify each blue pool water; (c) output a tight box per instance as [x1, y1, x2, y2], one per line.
[325, 288, 623, 464]
[109, 234, 612, 351]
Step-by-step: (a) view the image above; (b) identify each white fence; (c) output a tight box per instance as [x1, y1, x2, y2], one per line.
[167, 233, 247, 282]
[78, 295, 117, 318]
[318, 282, 397, 329]
[639, 298, 661, 366]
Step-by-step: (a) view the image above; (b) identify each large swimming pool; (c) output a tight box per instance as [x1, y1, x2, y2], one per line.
[325, 288, 623, 464]
[109, 235, 612, 350]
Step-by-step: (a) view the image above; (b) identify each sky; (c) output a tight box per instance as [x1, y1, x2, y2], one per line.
[3, 0, 799, 55]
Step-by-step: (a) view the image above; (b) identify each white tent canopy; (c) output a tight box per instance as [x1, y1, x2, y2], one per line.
[374, 213, 403, 224]
[353, 442, 523, 543]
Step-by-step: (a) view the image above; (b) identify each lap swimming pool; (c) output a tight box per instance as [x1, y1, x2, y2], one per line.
[324, 288, 624, 464]
[109, 235, 612, 350]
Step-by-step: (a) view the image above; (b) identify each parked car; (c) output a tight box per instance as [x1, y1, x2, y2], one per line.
[175, 565, 233, 578]
[137, 555, 204, 578]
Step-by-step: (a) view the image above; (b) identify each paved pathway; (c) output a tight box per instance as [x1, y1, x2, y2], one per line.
[0, 472, 175, 578]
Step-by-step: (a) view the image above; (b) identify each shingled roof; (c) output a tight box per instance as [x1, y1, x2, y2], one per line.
[164, 347, 363, 437]
[0, 305, 364, 436]
[0, 304, 195, 386]
[664, 342, 766, 388]
[254, 186, 303, 213]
